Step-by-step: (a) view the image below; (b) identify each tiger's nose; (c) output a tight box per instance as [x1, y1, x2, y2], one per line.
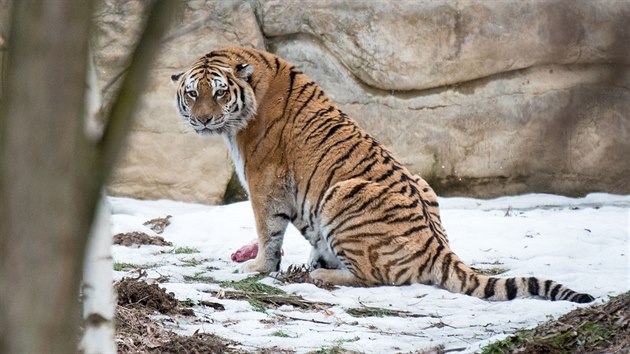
[196, 116, 212, 125]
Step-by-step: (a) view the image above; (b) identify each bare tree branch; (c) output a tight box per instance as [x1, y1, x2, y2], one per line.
[97, 0, 178, 179]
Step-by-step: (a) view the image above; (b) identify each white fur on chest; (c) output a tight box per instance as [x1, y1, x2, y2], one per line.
[223, 135, 249, 194]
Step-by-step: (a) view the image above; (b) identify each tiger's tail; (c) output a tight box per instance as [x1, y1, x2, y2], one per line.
[435, 252, 595, 303]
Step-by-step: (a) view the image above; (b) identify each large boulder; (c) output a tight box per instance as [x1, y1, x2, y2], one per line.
[92, 0, 264, 203]
[263, 0, 630, 196]
[4, 0, 627, 203]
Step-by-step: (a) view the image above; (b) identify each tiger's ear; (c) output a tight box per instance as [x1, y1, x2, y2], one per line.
[235, 63, 254, 80]
[171, 72, 184, 83]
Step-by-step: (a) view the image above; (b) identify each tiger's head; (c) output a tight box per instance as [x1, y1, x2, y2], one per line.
[171, 54, 257, 136]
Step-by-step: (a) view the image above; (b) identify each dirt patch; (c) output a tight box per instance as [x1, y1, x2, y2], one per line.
[115, 278, 237, 353]
[113, 231, 172, 247]
[481, 291, 630, 353]
[143, 215, 172, 234]
[115, 278, 180, 314]
[156, 332, 234, 354]
[115, 305, 232, 354]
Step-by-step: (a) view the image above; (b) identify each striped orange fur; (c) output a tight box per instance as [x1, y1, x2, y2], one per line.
[172, 47, 594, 303]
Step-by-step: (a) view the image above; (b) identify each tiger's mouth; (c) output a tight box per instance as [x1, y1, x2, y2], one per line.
[190, 116, 225, 135]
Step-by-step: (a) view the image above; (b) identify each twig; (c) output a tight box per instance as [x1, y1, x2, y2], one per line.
[212, 290, 333, 311]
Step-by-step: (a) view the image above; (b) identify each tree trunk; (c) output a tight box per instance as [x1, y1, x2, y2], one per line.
[0, 1, 94, 352]
[80, 50, 116, 354]
[80, 194, 116, 354]
[0, 1, 175, 352]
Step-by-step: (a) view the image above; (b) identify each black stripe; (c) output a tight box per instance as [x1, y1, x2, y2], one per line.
[400, 225, 429, 237]
[290, 88, 317, 125]
[383, 199, 419, 214]
[375, 164, 402, 183]
[440, 253, 454, 285]
[344, 182, 369, 200]
[257, 51, 272, 69]
[465, 275, 480, 296]
[316, 89, 325, 100]
[506, 278, 517, 300]
[544, 279, 553, 297]
[317, 123, 345, 147]
[300, 132, 359, 219]
[484, 278, 498, 299]
[206, 52, 230, 59]
[334, 209, 408, 236]
[289, 65, 303, 74]
[417, 237, 436, 275]
[301, 106, 336, 133]
[328, 207, 389, 237]
[550, 283, 562, 300]
[527, 277, 540, 297]
[282, 69, 300, 114]
[381, 243, 407, 257]
[237, 84, 245, 108]
[274, 57, 281, 71]
[454, 262, 468, 291]
[294, 81, 316, 100]
[304, 119, 342, 144]
[557, 287, 571, 301]
[308, 135, 362, 223]
[393, 267, 410, 284]
[318, 185, 341, 216]
[349, 155, 380, 179]
[176, 93, 184, 112]
[273, 213, 292, 221]
[323, 186, 391, 231]
[301, 106, 336, 132]
[385, 213, 424, 224]
[230, 51, 248, 63]
[427, 243, 445, 273]
[425, 200, 439, 207]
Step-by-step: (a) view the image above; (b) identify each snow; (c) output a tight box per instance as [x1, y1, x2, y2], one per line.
[110, 193, 630, 353]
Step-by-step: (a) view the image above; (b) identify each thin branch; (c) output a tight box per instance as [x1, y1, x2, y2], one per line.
[96, 0, 177, 179]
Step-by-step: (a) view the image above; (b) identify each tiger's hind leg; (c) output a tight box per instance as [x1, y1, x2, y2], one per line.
[313, 178, 398, 287]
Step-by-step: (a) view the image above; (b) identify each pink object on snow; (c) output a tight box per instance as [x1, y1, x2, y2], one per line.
[230, 240, 284, 263]
[231, 240, 259, 262]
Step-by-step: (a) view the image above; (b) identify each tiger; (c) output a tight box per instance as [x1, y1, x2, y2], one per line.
[171, 46, 594, 303]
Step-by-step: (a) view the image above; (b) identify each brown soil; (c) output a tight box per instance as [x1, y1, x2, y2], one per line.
[113, 231, 172, 247]
[115, 278, 180, 315]
[483, 291, 630, 353]
[115, 304, 231, 353]
[143, 215, 172, 234]
[115, 278, 236, 353]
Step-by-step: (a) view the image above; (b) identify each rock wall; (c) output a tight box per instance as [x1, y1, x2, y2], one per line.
[3, 0, 629, 203]
[91, 0, 265, 204]
[262, 0, 630, 196]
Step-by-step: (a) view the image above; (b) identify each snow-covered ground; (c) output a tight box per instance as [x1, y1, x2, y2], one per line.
[110, 193, 630, 353]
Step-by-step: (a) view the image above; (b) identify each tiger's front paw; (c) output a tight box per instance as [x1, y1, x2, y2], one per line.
[239, 256, 279, 274]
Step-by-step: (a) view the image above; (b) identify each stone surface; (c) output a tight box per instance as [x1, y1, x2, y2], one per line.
[3, 0, 628, 203]
[263, 0, 630, 90]
[92, 0, 264, 203]
[264, 0, 630, 196]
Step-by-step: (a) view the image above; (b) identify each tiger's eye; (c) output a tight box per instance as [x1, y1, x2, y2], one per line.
[187, 91, 197, 98]
[215, 89, 226, 98]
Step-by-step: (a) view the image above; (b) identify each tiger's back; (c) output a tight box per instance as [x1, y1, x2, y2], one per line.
[172, 46, 594, 303]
